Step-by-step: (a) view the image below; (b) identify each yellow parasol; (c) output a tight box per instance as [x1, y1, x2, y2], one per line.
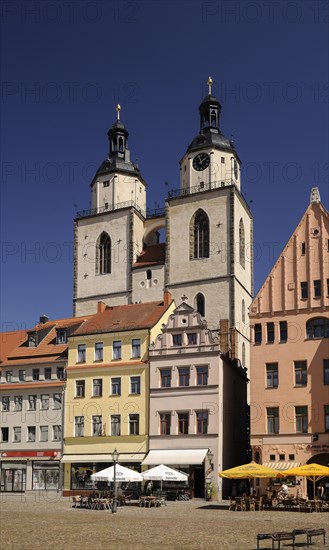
[281, 463, 329, 498]
[219, 461, 284, 479]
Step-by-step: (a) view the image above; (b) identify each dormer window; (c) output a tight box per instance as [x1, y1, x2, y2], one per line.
[56, 329, 67, 344]
[28, 332, 37, 347]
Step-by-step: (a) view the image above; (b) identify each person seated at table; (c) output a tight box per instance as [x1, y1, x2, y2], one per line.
[277, 482, 288, 499]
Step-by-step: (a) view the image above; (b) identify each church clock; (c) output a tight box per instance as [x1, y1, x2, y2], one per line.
[192, 152, 210, 171]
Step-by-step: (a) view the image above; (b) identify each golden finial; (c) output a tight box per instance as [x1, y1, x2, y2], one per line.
[116, 103, 121, 121]
[207, 76, 213, 95]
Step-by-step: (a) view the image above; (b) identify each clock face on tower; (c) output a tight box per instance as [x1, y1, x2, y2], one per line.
[192, 152, 210, 171]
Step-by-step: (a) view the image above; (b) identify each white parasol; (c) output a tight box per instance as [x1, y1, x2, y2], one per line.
[141, 464, 188, 490]
[91, 464, 143, 482]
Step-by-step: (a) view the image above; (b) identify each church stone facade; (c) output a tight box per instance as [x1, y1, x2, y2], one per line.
[73, 79, 253, 370]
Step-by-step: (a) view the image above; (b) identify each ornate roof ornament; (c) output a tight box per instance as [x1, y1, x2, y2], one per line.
[310, 187, 321, 203]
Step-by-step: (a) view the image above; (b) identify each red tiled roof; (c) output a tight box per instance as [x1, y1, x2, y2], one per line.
[0, 380, 64, 391]
[1, 315, 90, 366]
[72, 301, 172, 336]
[0, 330, 27, 364]
[133, 243, 165, 268]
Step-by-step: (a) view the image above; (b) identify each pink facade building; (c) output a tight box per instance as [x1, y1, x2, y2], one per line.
[250, 188, 329, 497]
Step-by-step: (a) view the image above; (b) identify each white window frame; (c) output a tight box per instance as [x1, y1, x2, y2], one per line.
[130, 376, 141, 395]
[40, 425, 48, 442]
[111, 377, 121, 395]
[113, 341, 122, 360]
[92, 415, 102, 436]
[2, 396, 10, 411]
[28, 395, 37, 410]
[76, 380, 85, 398]
[52, 425, 61, 441]
[75, 416, 84, 437]
[95, 342, 104, 361]
[13, 426, 21, 442]
[93, 378, 103, 397]
[27, 426, 36, 442]
[111, 415, 121, 436]
[14, 396, 23, 411]
[53, 393, 62, 410]
[131, 338, 141, 358]
[40, 394, 49, 410]
[77, 344, 86, 363]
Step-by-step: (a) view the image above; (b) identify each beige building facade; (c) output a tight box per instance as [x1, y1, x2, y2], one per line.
[147, 303, 248, 500]
[250, 188, 329, 497]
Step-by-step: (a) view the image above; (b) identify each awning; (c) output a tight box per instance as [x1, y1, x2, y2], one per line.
[263, 462, 300, 471]
[142, 449, 208, 465]
[61, 453, 145, 463]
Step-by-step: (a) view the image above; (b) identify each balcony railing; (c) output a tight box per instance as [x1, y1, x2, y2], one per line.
[146, 207, 165, 218]
[76, 180, 236, 219]
[167, 179, 235, 199]
[76, 200, 145, 219]
[76, 200, 166, 220]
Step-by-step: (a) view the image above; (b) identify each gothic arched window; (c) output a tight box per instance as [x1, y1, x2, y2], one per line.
[195, 293, 205, 317]
[96, 232, 111, 275]
[242, 299, 245, 323]
[239, 218, 245, 268]
[306, 317, 329, 339]
[191, 209, 209, 260]
[242, 342, 246, 367]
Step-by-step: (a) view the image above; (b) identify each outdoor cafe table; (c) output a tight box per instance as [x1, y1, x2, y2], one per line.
[139, 496, 160, 507]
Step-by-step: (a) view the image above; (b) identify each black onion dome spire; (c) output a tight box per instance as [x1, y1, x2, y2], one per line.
[186, 77, 236, 155]
[91, 104, 145, 186]
[107, 104, 129, 159]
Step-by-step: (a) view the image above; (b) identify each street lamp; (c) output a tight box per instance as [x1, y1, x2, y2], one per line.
[112, 448, 119, 513]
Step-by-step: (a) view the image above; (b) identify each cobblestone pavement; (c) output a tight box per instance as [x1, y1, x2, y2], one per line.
[0, 494, 328, 550]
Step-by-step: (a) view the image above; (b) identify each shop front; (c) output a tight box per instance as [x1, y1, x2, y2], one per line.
[142, 448, 210, 499]
[1, 462, 26, 492]
[61, 453, 145, 496]
[0, 451, 60, 492]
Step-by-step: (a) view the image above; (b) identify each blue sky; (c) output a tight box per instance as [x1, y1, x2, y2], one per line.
[1, 0, 328, 330]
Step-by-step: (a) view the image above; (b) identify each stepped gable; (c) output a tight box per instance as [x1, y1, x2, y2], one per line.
[250, 193, 329, 315]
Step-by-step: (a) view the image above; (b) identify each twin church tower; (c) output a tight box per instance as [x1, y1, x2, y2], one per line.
[73, 78, 253, 371]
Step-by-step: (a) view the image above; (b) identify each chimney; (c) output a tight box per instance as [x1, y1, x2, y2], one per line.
[39, 315, 49, 324]
[97, 301, 107, 313]
[163, 290, 172, 307]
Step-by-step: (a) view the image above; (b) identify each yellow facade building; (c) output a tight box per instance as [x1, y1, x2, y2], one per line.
[62, 295, 175, 494]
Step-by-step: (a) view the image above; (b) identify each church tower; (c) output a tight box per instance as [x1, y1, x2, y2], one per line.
[73, 79, 253, 371]
[166, 78, 253, 370]
[73, 105, 147, 315]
